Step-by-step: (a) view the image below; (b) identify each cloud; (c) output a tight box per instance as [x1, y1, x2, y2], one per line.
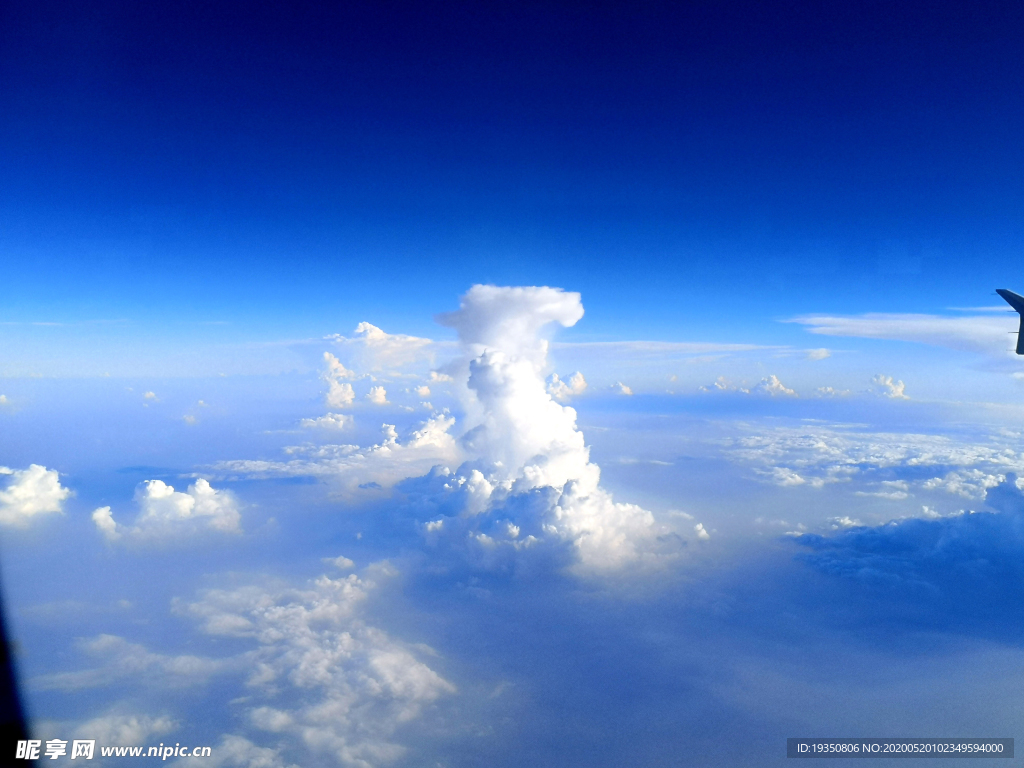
[721, 422, 1024, 500]
[193, 736, 298, 768]
[699, 374, 796, 396]
[694, 523, 710, 540]
[212, 417, 459, 495]
[322, 554, 355, 570]
[872, 374, 909, 399]
[216, 286, 682, 572]
[815, 386, 849, 397]
[427, 285, 674, 571]
[33, 634, 228, 692]
[415, 385, 431, 398]
[805, 348, 831, 360]
[366, 385, 388, 405]
[322, 353, 356, 409]
[326, 322, 437, 374]
[0, 394, 8, 406]
[788, 313, 1014, 355]
[612, 381, 633, 396]
[546, 371, 587, 401]
[144, 391, 158, 401]
[0, 464, 71, 527]
[72, 714, 176, 745]
[751, 374, 797, 397]
[300, 413, 353, 430]
[93, 479, 241, 541]
[178, 569, 454, 766]
[794, 475, 1024, 638]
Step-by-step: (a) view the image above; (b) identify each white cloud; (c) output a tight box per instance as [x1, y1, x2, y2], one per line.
[194, 735, 299, 768]
[699, 374, 796, 397]
[805, 348, 831, 360]
[326, 323, 437, 374]
[752, 374, 797, 397]
[300, 413, 353, 430]
[322, 353, 356, 409]
[366, 385, 388, 405]
[415, 385, 430, 398]
[323, 351, 355, 380]
[922, 470, 1003, 500]
[0, 394, 8, 406]
[0, 464, 71, 527]
[144, 391, 158, 401]
[93, 479, 241, 541]
[91, 506, 119, 540]
[694, 523, 710, 540]
[322, 554, 355, 570]
[613, 381, 633, 396]
[429, 285, 672, 571]
[789, 313, 1014, 355]
[830, 516, 862, 529]
[873, 374, 909, 399]
[179, 571, 454, 766]
[546, 371, 587, 401]
[33, 634, 228, 692]
[212, 416, 459, 496]
[73, 713, 176, 745]
[721, 421, 1024, 503]
[217, 286, 681, 572]
[815, 386, 849, 397]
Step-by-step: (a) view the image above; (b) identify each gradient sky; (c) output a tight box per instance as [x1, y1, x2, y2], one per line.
[3, 3, 1024, 767]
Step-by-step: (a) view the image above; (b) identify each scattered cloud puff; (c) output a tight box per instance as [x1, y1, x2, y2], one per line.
[92, 479, 241, 541]
[300, 413, 353, 431]
[176, 569, 454, 766]
[872, 374, 909, 399]
[322, 554, 355, 570]
[700, 374, 797, 396]
[612, 381, 633, 396]
[815, 386, 849, 397]
[546, 371, 587, 401]
[0, 394, 9, 406]
[144, 391, 158, 401]
[789, 312, 1015, 355]
[751, 374, 797, 397]
[366, 385, 388, 405]
[415, 385, 431, 398]
[322, 353, 356, 409]
[0, 465, 71, 527]
[805, 348, 831, 360]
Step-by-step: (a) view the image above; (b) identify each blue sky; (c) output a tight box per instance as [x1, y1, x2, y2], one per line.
[3, 2, 1024, 766]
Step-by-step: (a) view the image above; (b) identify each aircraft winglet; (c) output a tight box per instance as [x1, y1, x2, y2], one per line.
[996, 289, 1024, 355]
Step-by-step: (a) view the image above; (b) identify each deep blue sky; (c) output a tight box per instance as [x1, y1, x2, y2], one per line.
[2, 0, 1023, 340]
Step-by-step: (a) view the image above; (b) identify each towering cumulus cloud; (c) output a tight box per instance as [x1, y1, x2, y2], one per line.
[432, 285, 664, 571]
